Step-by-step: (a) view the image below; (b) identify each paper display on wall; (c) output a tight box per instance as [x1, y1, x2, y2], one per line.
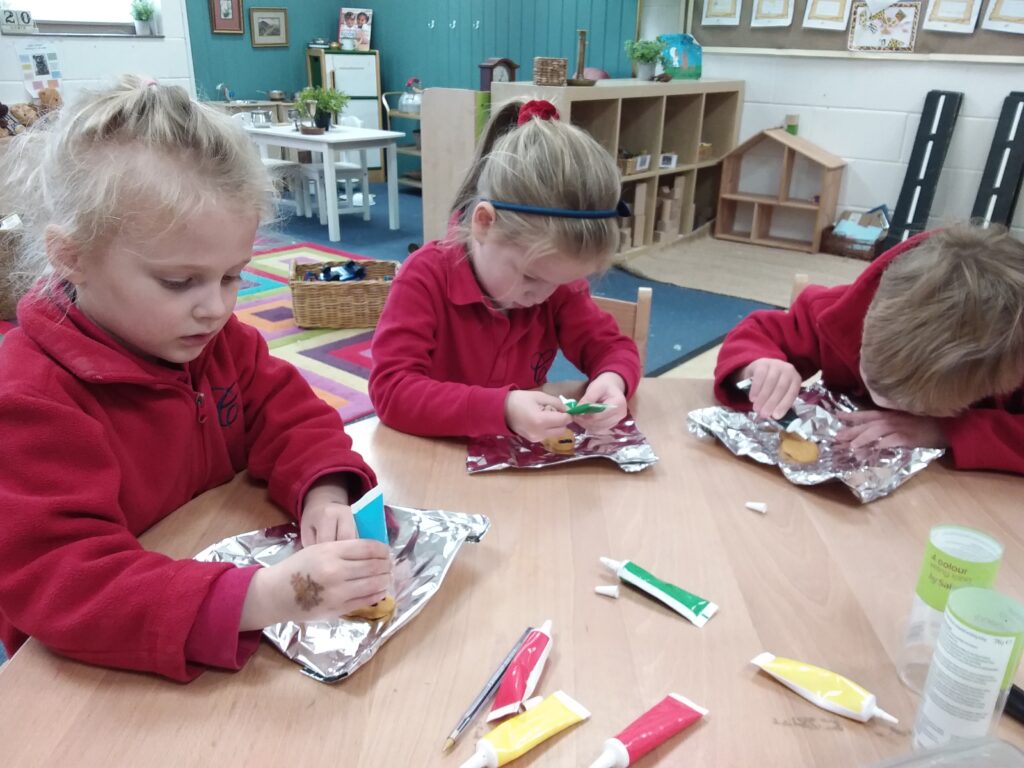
[803, 0, 854, 29]
[848, 1, 920, 50]
[752, 0, 796, 26]
[923, 0, 982, 31]
[703, 0, 743, 25]
[14, 40, 61, 97]
[981, 0, 1024, 33]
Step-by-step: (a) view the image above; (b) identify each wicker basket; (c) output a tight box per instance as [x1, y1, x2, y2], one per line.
[289, 259, 398, 329]
[533, 57, 568, 87]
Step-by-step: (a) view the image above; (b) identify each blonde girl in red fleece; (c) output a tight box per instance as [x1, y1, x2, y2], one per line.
[369, 99, 642, 441]
[0, 76, 392, 680]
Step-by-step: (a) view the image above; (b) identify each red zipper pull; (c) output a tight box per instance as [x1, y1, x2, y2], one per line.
[195, 392, 207, 424]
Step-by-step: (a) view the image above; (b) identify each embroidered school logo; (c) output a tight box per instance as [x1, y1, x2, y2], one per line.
[531, 349, 556, 386]
[212, 384, 240, 428]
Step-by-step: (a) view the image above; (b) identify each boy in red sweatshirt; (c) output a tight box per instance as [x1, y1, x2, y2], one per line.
[714, 225, 1024, 474]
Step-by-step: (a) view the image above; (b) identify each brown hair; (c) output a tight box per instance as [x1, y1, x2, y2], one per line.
[449, 100, 621, 264]
[861, 224, 1024, 416]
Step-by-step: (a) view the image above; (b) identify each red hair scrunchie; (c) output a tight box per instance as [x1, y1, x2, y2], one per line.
[517, 99, 560, 126]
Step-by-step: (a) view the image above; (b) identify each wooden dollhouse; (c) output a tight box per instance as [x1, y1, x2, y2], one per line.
[715, 128, 845, 253]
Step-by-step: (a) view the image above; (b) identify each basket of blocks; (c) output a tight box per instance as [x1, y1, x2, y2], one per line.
[289, 259, 398, 329]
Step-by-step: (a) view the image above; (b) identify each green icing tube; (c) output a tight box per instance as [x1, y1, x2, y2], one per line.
[600, 557, 718, 628]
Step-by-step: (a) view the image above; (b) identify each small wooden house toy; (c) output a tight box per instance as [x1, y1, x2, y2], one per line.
[715, 128, 845, 253]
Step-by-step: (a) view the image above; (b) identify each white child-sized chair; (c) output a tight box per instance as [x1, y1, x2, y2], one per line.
[299, 114, 373, 225]
[232, 113, 307, 217]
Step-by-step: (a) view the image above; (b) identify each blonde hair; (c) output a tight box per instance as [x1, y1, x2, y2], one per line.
[450, 100, 621, 264]
[0, 74, 276, 302]
[861, 224, 1024, 416]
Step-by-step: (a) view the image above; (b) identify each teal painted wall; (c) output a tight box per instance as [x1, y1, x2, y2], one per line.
[187, 1, 638, 100]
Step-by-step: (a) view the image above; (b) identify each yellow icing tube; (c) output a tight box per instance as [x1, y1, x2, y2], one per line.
[751, 652, 898, 724]
[459, 690, 591, 768]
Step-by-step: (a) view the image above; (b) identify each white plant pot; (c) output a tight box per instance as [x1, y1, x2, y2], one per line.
[134, 19, 152, 36]
[635, 61, 656, 81]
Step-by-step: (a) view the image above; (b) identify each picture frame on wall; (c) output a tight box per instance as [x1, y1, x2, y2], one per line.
[250, 8, 289, 47]
[209, 0, 243, 34]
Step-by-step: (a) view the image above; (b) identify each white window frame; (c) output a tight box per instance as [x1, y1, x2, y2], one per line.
[0, 2, 155, 36]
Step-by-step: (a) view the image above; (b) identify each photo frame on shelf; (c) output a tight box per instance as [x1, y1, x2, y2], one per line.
[209, 0, 243, 34]
[338, 7, 373, 51]
[250, 7, 288, 47]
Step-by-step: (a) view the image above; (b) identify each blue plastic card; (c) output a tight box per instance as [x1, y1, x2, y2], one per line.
[352, 486, 388, 544]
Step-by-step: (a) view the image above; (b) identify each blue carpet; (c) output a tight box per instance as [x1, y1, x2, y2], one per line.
[265, 184, 776, 377]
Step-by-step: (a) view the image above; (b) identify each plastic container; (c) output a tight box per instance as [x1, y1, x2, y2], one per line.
[898, 525, 1003, 694]
[912, 587, 1024, 749]
[869, 738, 1024, 767]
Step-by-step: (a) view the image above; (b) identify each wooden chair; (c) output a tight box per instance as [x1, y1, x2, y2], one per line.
[791, 272, 809, 306]
[593, 286, 653, 371]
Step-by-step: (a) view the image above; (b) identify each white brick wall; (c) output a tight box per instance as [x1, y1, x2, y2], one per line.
[639, 1, 1024, 234]
[0, 1, 194, 105]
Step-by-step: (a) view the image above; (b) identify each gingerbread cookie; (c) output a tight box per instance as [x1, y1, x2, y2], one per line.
[346, 594, 396, 622]
[542, 428, 575, 455]
[779, 433, 819, 464]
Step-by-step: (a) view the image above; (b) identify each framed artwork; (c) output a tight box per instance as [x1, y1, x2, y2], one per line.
[848, 1, 920, 50]
[802, 0, 853, 29]
[338, 7, 373, 51]
[702, 0, 743, 24]
[250, 7, 289, 47]
[209, 0, 243, 34]
[981, 0, 1024, 33]
[922, 0, 982, 32]
[751, 0, 795, 26]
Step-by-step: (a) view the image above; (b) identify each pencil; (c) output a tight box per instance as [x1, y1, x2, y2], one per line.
[441, 626, 532, 752]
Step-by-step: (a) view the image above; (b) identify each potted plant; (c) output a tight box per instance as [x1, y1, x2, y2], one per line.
[624, 38, 667, 81]
[130, 0, 155, 36]
[294, 86, 350, 130]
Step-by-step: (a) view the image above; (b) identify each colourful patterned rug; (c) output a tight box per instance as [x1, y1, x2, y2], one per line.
[239, 240, 377, 423]
[0, 240, 379, 424]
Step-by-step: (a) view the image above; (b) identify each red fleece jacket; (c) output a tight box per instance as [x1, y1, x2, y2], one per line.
[369, 239, 642, 437]
[714, 231, 1024, 474]
[0, 287, 375, 680]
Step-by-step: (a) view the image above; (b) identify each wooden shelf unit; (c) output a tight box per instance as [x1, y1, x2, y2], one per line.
[383, 92, 423, 189]
[491, 79, 744, 256]
[716, 128, 845, 253]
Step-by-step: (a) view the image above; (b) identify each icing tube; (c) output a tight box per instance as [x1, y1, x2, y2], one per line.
[460, 690, 590, 768]
[751, 652, 898, 724]
[488, 619, 553, 722]
[600, 557, 718, 628]
[588, 693, 708, 768]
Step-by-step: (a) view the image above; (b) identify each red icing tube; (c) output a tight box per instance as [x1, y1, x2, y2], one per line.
[487, 619, 553, 722]
[588, 693, 707, 768]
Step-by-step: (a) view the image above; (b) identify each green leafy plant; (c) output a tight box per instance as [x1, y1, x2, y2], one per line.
[130, 0, 155, 21]
[624, 38, 667, 64]
[294, 86, 350, 117]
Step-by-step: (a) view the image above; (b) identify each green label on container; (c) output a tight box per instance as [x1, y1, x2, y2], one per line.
[915, 531, 1000, 613]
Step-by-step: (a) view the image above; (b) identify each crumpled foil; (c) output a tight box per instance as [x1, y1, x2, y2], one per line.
[687, 382, 944, 503]
[194, 505, 490, 682]
[466, 415, 659, 474]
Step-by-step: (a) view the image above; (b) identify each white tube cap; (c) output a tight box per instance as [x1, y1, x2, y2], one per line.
[745, 501, 768, 514]
[458, 751, 491, 768]
[595, 585, 620, 599]
[873, 706, 899, 724]
[588, 738, 629, 768]
[600, 556, 624, 574]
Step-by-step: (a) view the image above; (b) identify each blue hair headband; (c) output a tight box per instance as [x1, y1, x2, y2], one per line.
[489, 199, 632, 219]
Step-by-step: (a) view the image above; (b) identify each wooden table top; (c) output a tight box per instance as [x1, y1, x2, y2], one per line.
[1, 378, 1021, 767]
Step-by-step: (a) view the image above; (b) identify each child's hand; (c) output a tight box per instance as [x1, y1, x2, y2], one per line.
[738, 358, 802, 420]
[836, 411, 948, 450]
[301, 477, 357, 547]
[240, 539, 393, 630]
[505, 390, 572, 443]
[575, 372, 627, 433]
